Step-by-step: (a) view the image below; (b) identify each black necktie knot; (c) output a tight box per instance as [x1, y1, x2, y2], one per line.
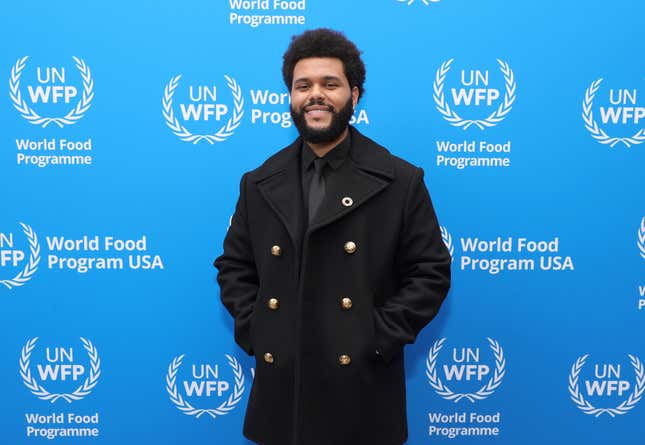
[313, 157, 326, 174]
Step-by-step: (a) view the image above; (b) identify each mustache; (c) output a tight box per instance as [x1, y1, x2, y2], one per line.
[303, 99, 335, 112]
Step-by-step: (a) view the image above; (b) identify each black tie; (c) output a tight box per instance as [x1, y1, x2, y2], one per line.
[308, 158, 326, 223]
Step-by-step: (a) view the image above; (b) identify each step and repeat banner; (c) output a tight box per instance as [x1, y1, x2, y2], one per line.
[1, 0, 643, 444]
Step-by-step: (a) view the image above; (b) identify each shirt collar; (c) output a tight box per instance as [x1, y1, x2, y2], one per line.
[302, 130, 352, 172]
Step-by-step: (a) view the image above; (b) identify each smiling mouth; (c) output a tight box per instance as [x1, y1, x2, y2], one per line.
[306, 102, 332, 111]
[304, 107, 333, 121]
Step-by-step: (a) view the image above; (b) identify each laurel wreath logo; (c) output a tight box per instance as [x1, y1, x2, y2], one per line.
[433, 59, 516, 130]
[166, 354, 245, 418]
[162, 75, 244, 144]
[19, 337, 101, 403]
[568, 354, 645, 417]
[440, 226, 454, 259]
[9, 56, 94, 128]
[397, 0, 440, 5]
[637, 217, 645, 260]
[426, 337, 506, 403]
[0, 222, 40, 290]
[582, 79, 645, 148]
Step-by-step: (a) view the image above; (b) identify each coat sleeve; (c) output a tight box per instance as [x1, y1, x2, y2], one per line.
[373, 167, 451, 363]
[213, 173, 258, 356]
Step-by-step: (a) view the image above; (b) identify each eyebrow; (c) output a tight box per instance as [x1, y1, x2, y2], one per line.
[293, 75, 343, 84]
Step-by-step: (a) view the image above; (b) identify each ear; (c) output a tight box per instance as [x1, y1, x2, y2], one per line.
[351, 86, 359, 109]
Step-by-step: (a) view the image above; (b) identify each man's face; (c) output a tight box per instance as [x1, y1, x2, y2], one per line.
[290, 57, 359, 144]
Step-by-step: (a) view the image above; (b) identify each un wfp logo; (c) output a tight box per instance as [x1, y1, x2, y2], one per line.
[162, 75, 244, 144]
[0, 223, 40, 290]
[397, 0, 440, 5]
[165, 354, 245, 418]
[19, 337, 101, 403]
[9, 56, 94, 128]
[426, 338, 506, 402]
[434, 59, 516, 130]
[583, 79, 644, 147]
[569, 354, 644, 417]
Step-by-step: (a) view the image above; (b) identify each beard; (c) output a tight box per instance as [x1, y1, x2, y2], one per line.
[290, 96, 354, 144]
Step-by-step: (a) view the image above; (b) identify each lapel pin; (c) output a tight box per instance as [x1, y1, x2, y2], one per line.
[341, 197, 354, 207]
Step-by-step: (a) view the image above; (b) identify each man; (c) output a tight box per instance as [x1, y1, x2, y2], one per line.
[214, 28, 451, 445]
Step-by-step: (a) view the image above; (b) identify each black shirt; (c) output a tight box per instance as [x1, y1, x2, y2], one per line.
[300, 131, 352, 221]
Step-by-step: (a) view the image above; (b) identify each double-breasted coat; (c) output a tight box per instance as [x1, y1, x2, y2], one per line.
[214, 127, 451, 445]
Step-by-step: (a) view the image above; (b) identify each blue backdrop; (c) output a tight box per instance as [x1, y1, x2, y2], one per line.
[1, 0, 644, 443]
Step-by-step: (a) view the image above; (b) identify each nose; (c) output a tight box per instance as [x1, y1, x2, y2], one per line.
[309, 83, 325, 101]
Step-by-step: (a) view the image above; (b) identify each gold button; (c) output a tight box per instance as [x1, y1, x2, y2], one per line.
[264, 353, 274, 364]
[341, 197, 353, 207]
[341, 297, 353, 310]
[268, 298, 279, 310]
[338, 354, 351, 366]
[271, 245, 282, 256]
[343, 241, 357, 254]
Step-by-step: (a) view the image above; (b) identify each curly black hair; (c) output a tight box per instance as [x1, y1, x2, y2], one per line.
[282, 28, 366, 100]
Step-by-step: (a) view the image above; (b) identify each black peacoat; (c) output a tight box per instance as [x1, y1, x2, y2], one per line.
[214, 127, 451, 445]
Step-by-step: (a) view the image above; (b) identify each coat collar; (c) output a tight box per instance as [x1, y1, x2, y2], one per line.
[252, 127, 394, 182]
[253, 127, 395, 245]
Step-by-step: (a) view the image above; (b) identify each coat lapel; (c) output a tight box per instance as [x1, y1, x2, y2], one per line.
[254, 127, 396, 243]
[308, 160, 388, 231]
[309, 127, 395, 232]
[254, 139, 303, 248]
